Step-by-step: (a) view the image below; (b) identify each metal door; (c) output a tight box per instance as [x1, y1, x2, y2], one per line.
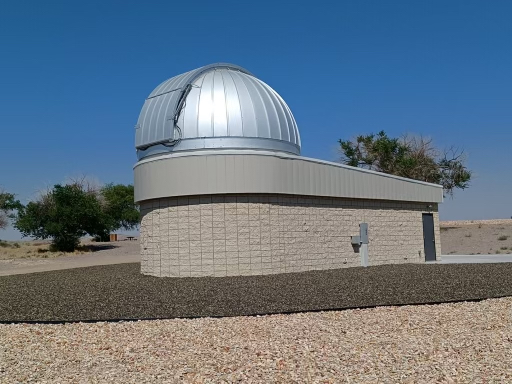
[422, 213, 436, 261]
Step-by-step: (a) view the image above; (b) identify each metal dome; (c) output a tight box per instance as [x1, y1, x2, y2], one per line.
[135, 63, 301, 160]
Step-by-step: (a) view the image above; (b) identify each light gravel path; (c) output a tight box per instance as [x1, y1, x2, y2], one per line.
[1, 297, 511, 383]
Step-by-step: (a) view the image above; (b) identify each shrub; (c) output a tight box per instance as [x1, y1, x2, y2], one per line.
[0, 191, 22, 230]
[498, 235, 509, 241]
[15, 184, 107, 252]
[14, 182, 139, 252]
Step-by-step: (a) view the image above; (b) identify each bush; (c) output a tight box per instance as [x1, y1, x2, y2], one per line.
[0, 191, 22, 230]
[14, 182, 139, 252]
[15, 184, 107, 252]
[100, 184, 139, 232]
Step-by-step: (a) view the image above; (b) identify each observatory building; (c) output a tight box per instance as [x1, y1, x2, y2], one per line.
[134, 63, 443, 277]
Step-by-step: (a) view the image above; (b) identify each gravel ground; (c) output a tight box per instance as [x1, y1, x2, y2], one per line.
[1, 297, 511, 383]
[2, 263, 512, 322]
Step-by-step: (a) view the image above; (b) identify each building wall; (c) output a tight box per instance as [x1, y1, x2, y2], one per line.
[139, 194, 441, 277]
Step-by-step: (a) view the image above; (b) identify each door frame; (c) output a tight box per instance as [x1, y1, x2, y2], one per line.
[422, 213, 437, 261]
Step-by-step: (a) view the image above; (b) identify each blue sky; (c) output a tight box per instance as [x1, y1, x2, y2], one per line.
[1, 0, 511, 239]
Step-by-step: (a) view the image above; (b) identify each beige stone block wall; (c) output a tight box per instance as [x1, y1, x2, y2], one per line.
[139, 194, 440, 277]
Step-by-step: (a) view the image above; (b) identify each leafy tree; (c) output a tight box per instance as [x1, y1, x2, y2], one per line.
[100, 184, 139, 231]
[92, 183, 139, 241]
[339, 131, 472, 196]
[0, 191, 22, 231]
[15, 184, 108, 251]
[14, 181, 139, 250]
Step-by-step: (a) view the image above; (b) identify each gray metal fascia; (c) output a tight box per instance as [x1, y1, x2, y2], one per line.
[135, 150, 444, 190]
[133, 151, 444, 204]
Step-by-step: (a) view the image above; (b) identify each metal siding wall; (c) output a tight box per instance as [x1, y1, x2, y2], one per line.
[198, 156, 209, 192]
[234, 155, 245, 192]
[206, 156, 217, 191]
[134, 153, 443, 203]
[215, 156, 227, 192]
[224, 155, 236, 192]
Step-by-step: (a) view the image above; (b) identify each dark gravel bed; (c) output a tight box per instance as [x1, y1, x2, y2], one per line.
[1, 262, 512, 322]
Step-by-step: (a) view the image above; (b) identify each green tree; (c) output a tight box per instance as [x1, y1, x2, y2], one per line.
[15, 184, 108, 251]
[96, 183, 139, 241]
[14, 181, 140, 250]
[339, 131, 472, 196]
[0, 191, 22, 231]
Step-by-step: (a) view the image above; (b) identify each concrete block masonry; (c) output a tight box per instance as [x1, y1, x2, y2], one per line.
[139, 194, 441, 277]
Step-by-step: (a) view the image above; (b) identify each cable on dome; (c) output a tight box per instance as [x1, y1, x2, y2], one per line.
[163, 83, 191, 147]
[136, 74, 205, 151]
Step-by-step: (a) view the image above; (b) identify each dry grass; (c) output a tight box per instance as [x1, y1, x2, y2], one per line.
[0, 240, 93, 260]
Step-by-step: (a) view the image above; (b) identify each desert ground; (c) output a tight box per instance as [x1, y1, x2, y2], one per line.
[0, 235, 139, 261]
[440, 219, 512, 255]
[0, 236, 139, 276]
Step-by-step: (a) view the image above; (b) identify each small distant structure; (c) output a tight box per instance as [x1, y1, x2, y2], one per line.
[133, 63, 443, 277]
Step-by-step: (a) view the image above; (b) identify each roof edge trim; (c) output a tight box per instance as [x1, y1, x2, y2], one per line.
[134, 149, 444, 190]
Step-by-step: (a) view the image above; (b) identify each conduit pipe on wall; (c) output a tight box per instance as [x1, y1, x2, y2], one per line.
[360, 223, 369, 267]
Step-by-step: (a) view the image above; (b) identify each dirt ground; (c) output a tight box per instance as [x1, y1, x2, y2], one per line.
[0, 239, 76, 260]
[440, 219, 512, 255]
[0, 236, 139, 261]
[0, 236, 140, 276]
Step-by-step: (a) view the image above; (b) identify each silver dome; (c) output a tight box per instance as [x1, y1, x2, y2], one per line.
[135, 63, 301, 160]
